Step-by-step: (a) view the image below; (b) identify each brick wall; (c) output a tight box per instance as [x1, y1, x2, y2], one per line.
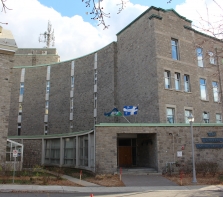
[95, 125, 223, 174]
[0, 53, 14, 165]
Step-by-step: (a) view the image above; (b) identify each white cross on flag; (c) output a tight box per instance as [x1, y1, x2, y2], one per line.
[123, 106, 138, 116]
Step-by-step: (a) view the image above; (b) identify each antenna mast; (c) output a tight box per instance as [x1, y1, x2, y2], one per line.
[39, 21, 55, 48]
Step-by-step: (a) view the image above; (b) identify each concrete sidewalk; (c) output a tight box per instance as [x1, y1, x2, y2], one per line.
[0, 184, 223, 193]
[121, 174, 178, 186]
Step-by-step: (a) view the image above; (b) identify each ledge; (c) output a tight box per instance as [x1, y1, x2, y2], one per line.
[96, 123, 223, 127]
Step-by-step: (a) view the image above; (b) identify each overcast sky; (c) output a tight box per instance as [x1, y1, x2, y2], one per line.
[0, 0, 222, 61]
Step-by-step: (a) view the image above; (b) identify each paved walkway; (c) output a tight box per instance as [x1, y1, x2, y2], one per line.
[121, 174, 178, 186]
[0, 174, 222, 193]
[0, 184, 222, 193]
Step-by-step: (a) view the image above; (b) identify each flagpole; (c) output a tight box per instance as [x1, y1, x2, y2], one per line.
[135, 104, 139, 123]
[122, 116, 131, 123]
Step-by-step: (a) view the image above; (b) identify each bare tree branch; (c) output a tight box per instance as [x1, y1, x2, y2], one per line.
[82, 0, 128, 29]
[1, 0, 11, 13]
[1, 0, 12, 25]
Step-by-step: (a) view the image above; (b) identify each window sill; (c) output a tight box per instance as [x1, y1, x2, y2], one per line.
[200, 98, 209, 102]
[213, 101, 221, 104]
[164, 88, 174, 91]
[184, 91, 192, 94]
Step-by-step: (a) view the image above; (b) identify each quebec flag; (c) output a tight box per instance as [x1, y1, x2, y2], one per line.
[123, 106, 138, 116]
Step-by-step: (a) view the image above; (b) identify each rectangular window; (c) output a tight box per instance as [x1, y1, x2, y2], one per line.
[197, 47, 204, 67]
[184, 75, 190, 92]
[94, 71, 97, 85]
[203, 112, 209, 123]
[46, 81, 50, 93]
[70, 98, 73, 113]
[71, 76, 74, 88]
[185, 109, 192, 123]
[200, 78, 207, 100]
[45, 101, 49, 114]
[164, 71, 171, 89]
[47, 66, 51, 74]
[174, 72, 180, 90]
[212, 81, 219, 102]
[19, 82, 24, 95]
[216, 114, 222, 123]
[44, 123, 48, 135]
[171, 39, 179, 60]
[208, 51, 216, 65]
[166, 108, 175, 123]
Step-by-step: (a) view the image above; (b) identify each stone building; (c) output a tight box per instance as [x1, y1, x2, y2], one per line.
[5, 6, 223, 173]
[0, 26, 17, 165]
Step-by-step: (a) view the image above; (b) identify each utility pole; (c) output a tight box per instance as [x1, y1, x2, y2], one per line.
[39, 21, 55, 48]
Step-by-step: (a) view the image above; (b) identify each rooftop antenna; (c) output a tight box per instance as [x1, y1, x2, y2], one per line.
[39, 20, 55, 48]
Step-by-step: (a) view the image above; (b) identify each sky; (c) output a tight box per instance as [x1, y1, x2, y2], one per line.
[0, 0, 222, 61]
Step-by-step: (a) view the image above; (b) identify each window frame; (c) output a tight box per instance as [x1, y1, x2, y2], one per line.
[212, 81, 219, 102]
[19, 82, 24, 95]
[216, 113, 222, 123]
[203, 111, 209, 123]
[200, 78, 207, 100]
[164, 70, 171, 89]
[166, 107, 175, 123]
[184, 109, 193, 123]
[174, 72, 181, 90]
[171, 39, 179, 60]
[184, 74, 190, 92]
[208, 51, 216, 65]
[196, 47, 204, 67]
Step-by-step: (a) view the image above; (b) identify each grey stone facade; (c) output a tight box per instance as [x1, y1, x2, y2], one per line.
[95, 124, 223, 173]
[5, 6, 223, 172]
[0, 26, 17, 165]
[14, 48, 60, 66]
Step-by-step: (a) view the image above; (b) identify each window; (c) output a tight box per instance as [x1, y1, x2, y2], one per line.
[45, 101, 49, 114]
[185, 109, 192, 123]
[164, 71, 171, 89]
[208, 51, 216, 65]
[203, 111, 209, 123]
[44, 123, 48, 135]
[212, 81, 219, 102]
[19, 82, 24, 95]
[197, 47, 203, 67]
[71, 76, 74, 88]
[171, 39, 179, 60]
[94, 71, 97, 85]
[184, 75, 190, 92]
[200, 78, 207, 100]
[70, 98, 73, 113]
[46, 81, 50, 94]
[17, 123, 21, 136]
[166, 108, 175, 123]
[216, 114, 222, 123]
[18, 103, 22, 117]
[174, 72, 181, 90]
[47, 66, 51, 74]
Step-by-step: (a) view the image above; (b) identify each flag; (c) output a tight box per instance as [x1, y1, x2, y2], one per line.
[123, 106, 138, 116]
[104, 108, 122, 117]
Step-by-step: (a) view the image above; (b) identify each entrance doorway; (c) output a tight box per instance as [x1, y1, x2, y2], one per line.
[118, 138, 136, 167]
[117, 133, 157, 169]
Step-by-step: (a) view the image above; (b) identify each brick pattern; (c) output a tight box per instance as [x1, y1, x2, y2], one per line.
[0, 53, 14, 165]
[96, 126, 223, 174]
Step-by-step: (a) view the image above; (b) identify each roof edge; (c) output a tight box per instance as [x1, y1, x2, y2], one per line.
[13, 41, 116, 69]
[184, 25, 223, 43]
[96, 123, 223, 127]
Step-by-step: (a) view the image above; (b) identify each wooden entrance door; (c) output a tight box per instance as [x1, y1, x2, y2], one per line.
[118, 147, 132, 167]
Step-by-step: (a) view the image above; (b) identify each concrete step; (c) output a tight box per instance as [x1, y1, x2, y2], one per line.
[118, 168, 160, 175]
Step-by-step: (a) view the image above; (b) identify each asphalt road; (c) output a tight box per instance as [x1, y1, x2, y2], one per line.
[0, 191, 223, 197]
